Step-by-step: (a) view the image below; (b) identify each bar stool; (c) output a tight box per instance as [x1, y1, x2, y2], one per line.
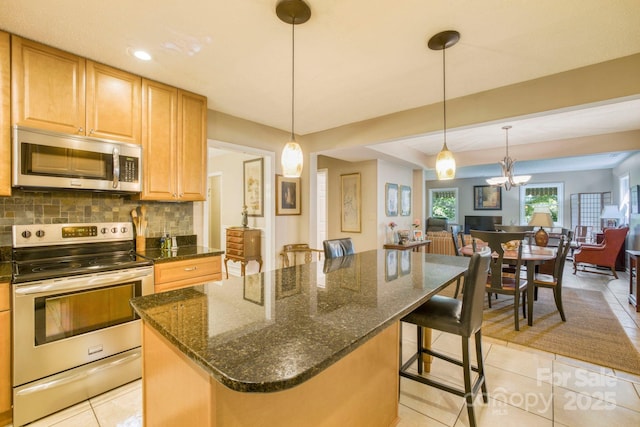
[400, 248, 491, 427]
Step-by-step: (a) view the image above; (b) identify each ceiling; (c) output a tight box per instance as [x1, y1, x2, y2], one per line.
[1, 0, 639, 175]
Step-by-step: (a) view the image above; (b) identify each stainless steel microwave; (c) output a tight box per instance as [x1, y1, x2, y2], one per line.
[12, 126, 142, 193]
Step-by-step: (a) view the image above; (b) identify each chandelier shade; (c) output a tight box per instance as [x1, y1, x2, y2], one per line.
[430, 30, 459, 181]
[276, 0, 310, 178]
[486, 125, 531, 190]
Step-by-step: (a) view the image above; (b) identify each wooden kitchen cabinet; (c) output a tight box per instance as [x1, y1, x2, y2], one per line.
[139, 79, 207, 201]
[85, 60, 141, 144]
[0, 282, 11, 426]
[0, 31, 10, 197]
[224, 227, 262, 278]
[154, 256, 222, 293]
[11, 36, 141, 144]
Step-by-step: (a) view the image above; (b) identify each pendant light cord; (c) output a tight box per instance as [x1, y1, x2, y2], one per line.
[290, 19, 296, 141]
[442, 45, 447, 148]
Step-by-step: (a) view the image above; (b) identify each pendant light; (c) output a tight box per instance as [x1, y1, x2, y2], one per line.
[486, 125, 531, 191]
[277, 0, 311, 178]
[429, 30, 460, 180]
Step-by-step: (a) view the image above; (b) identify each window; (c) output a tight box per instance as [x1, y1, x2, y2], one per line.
[429, 188, 458, 224]
[520, 183, 563, 225]
[620, 174, 630, 224]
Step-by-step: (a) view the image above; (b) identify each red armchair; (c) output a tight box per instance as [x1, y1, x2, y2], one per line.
[573, 227, 629, 279]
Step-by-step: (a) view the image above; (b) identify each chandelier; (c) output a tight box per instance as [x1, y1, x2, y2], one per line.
[486, 125, 531, 191]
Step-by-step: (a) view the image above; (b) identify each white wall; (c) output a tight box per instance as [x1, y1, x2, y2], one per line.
[378, 160, 414, 247]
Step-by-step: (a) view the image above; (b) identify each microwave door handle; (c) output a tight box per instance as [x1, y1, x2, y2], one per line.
[112, 147, 120, 188]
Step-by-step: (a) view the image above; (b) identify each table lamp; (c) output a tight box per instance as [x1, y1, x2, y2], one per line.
[528, 209, 553, 247]
[600, 205, 621, 229]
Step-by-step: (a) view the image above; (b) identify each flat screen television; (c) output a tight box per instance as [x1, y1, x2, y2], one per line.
[464, 215, 503, 234]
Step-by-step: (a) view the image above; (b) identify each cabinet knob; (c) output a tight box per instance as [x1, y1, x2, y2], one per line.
[78, 127, 84, 133]
[89, 128, 94, 135]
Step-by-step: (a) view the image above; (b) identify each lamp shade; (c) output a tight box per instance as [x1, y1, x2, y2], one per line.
[601, 205, 621, 219]
[435, 145, 456, 180]
[281, 141, 303, 177]
[528, 212, 553, 228]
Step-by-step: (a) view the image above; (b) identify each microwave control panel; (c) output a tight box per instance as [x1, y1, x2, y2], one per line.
[120, 156, 139, 183]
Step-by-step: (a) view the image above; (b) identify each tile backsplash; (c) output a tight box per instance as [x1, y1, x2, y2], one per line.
[0, 189, 193, 246]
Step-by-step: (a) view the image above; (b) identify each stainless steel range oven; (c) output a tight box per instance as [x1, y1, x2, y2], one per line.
[11, 222, 153, 426]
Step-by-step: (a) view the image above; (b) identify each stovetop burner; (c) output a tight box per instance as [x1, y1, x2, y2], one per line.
[11, 222, 152, 283]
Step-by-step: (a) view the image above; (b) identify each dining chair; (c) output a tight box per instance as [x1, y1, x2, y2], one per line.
[530, 235, 571, 321]
[470, 230, 528, 331]
[400, 248, 491, 427]
[450, 226, 466, 297]
[322, 238, 355, 259]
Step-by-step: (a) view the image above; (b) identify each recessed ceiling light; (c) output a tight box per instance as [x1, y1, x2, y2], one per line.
[132, 50, 152, 61]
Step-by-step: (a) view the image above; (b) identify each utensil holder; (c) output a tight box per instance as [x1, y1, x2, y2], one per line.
[136, 235, 146, 252]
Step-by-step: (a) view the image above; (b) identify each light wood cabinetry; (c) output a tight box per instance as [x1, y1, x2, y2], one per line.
[85, 60, 141, 144]
[224, 227, 262, 278]
[154, 256, 221, 293]
[140, 79, 207, 201]
[0, 31, 10, 197]
[11, 36, 141, 144]
[0, 282, 11, 426]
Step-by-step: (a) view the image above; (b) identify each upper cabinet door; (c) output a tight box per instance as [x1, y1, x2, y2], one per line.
[0, 31, 10, 197]
[86, 61, 141, 144]
[140, 79, 178, 200]
[11, 35, 86, 135]
[177, 90, 207, 201]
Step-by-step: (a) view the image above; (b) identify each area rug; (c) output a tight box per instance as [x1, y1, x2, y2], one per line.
[481, 288, 640, 376]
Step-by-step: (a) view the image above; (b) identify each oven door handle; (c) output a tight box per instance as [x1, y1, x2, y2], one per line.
[15, 268, 152, 296]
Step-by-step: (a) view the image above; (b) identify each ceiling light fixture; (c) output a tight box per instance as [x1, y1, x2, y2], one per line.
[486, 125, 531, 191]
[276, 0, 310, 178]
[429, 30, 459, 180]
[133, 50, 152, 61]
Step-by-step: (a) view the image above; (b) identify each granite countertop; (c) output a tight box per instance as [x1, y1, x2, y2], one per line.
[137, 246, 224, 263]
[130, 249, 468, 393]
[0, 261, 11, 282]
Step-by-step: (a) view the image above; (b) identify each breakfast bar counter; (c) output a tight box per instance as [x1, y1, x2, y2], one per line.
[130, 250, 468, 426]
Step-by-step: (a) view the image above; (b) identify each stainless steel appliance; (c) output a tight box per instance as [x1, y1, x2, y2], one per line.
[12, 126, 142, 192]
[11, 222, 153, 426]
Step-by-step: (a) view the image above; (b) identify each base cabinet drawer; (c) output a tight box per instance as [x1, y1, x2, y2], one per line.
[154, 256, 221, 292]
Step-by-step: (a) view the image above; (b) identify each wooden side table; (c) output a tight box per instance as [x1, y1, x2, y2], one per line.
[383, 240, 431, 253]
[627, 250, 640, 312]
[225, 227, 262, 278]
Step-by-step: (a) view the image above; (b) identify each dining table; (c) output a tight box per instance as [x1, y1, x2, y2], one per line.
[460, 243, 556, 326]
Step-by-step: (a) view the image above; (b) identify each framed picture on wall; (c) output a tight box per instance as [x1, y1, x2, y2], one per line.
[341, 173, 361, 232]
[400, 185, 411, 216]
[473, 185, 502, 210]
[631, 185, 639, 214]
[276, 175, 301, 215]
[243, 158, 264, 217]
[385, 183, 398, 216]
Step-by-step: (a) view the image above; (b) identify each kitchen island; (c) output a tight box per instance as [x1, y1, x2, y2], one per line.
[130, 250, 468, 426]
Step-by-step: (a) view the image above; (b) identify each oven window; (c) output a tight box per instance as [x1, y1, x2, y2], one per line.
[34, 281, 141, 346]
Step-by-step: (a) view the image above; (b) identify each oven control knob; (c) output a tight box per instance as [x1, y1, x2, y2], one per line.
[35, 230, 45, 238]
[121, 227, 128, 234]
[21, 230, 32, 239]
[101, 228, 108, 234]
[111, 227, 118, 234]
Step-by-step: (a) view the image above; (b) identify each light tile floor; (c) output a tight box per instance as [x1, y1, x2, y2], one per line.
[17, 266, 640, 427]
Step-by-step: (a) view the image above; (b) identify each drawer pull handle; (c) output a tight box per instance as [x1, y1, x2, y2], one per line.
[184, 266, 198, 271]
